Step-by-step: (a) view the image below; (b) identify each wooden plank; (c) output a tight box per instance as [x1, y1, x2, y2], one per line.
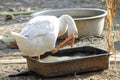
[0, 59, 26, 64]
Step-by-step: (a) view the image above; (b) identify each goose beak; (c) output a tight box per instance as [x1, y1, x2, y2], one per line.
[74, 32, 78, 38]
[75, 35, 78, 38]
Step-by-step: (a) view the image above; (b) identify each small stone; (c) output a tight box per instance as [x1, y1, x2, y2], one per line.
[7, 8, 16, 12]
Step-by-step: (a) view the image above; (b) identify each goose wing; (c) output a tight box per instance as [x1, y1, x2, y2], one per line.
[20, 16, 58, 39]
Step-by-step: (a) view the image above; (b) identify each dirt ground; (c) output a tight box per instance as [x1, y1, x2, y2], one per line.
[0, 0, 120, 80]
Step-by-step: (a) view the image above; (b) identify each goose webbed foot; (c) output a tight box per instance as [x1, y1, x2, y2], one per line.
[32, 56, 40, 60]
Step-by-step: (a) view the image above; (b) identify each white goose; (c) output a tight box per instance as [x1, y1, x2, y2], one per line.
[11, 15, 78, 60]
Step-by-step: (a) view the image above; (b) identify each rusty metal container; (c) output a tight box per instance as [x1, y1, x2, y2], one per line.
[24, 46, 110, 77]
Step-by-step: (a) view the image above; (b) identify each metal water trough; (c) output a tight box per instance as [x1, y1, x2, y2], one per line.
[24, 46, 110, 77]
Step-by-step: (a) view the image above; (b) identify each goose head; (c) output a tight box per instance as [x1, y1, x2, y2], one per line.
[59, 15, 78, 38]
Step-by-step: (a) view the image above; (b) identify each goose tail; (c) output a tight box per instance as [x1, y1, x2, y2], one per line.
[11, 31, 27, 42]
